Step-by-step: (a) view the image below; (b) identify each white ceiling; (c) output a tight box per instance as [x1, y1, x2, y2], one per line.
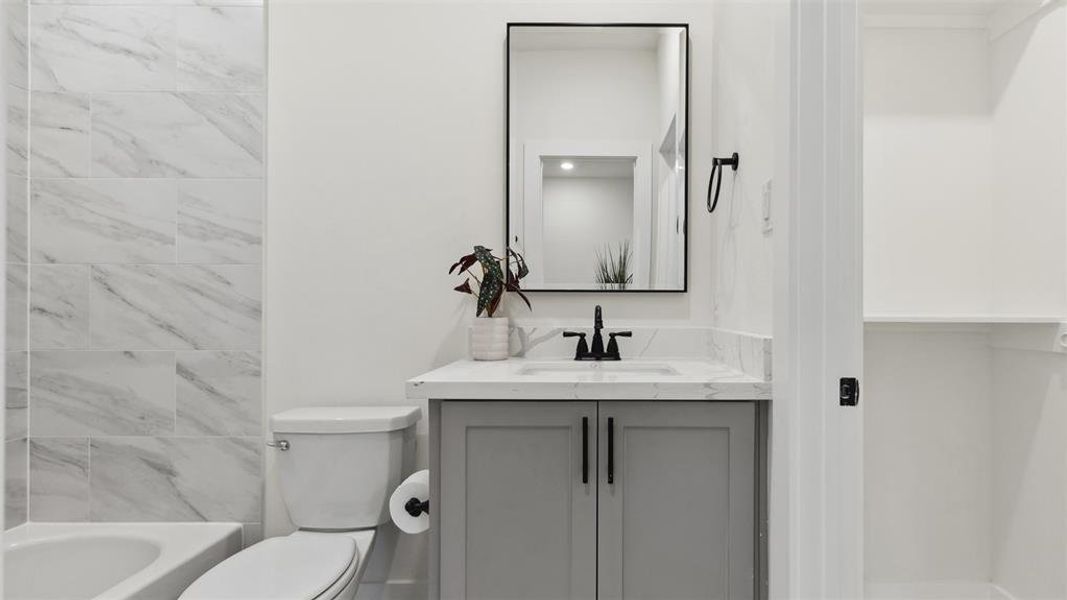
[542, 157, 635, 179]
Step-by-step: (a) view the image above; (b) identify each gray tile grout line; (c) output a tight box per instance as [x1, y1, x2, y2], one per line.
[23, 0, 33, 521]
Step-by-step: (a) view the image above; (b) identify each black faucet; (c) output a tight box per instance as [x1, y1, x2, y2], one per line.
[563, 305, 632, 361]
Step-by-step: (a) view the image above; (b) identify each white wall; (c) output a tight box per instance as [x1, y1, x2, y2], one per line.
[709, 0, 776, 335]
[266, 0, 763, 586]
[542, 176, 634, 287]
[990, 346, 1066, 599]
[864, 26, 995, 317]
[863, 5, 1067, 598]
[863, 6, 1067, 320]
[865, 322, 1067, 598]
[989, 3, 1067, 317]
[864, 326, 993, 586]
[986, 9, 1067, 596]
[510, 48, 659, 142]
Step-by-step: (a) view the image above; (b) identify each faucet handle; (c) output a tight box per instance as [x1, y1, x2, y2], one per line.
[563, 331, 589, 360]
[605, 331, 631, 360]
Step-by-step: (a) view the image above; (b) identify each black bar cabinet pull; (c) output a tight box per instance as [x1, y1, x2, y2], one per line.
[607, 417, 615, 485]
[581, 417, 589, 484]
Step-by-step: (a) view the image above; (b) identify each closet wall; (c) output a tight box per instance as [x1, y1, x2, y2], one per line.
[863, 3, 1067, 599]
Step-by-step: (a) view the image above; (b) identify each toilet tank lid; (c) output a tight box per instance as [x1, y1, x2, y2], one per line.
[271, 406, 421, 433]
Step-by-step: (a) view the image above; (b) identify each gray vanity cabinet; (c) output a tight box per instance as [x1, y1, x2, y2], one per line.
[597, 402, 756, 600]
[439, 402, 598, 600]
[437, 400, 756, 600]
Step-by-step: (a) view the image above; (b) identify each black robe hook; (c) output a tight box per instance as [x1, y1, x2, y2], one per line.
[707, 152, 740, 213]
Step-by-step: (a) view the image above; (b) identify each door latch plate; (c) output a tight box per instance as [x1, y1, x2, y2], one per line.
[840, 377, 859, 407]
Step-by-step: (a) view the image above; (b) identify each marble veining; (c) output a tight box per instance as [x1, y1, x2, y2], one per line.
[7, 174, 27, 263]
[5, 0, 28, 89]
[508, 323, 771, 381]
[176, 351, 261, 436]
[30, 92, 90, 177]
[90, 264, 261, 349]
[7, 264, 27, 352]
[20, 0, 266, 527]
[177, 7, 264, 91]
[31, 6, 176, 92]
[89, 436, 261, 522]
[407, 359, 772, 401]
[706, 328, 772, 380]
[30, 350, 176, 436]
[31, 179, 177, 264]
[177, 179, 262, 263]
[7, 83, 28, 176]
[30, 0, 265, 6]
[6, 351, 28, 441]
[30, 264, 90, 348]
[5, 439, 28, 527]
[29, 438, 89, 521]
[92, 92, 264, 178]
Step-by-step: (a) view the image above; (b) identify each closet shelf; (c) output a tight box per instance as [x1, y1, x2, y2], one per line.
[864, 314, 1066, 324]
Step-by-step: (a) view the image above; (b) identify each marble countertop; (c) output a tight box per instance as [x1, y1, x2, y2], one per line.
[406, 358, 772, 401]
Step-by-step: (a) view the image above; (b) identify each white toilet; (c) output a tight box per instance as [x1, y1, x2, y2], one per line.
[180, 406, 421, 600]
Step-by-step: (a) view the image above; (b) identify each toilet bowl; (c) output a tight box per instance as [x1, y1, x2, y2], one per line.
[180, 530, 374, 600]
[179, 406, 420, 600]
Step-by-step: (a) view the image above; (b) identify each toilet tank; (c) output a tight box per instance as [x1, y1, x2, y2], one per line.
[271, 406, 420, 530]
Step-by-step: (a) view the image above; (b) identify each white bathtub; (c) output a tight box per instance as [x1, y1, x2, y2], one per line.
[4, 522, 242, 600]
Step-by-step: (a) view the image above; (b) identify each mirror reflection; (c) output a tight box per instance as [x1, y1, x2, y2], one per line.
[507, 24, 688, 291]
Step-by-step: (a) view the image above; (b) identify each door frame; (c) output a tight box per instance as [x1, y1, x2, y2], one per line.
[520, 140, 653, 289]
[770, 1, 864, 598]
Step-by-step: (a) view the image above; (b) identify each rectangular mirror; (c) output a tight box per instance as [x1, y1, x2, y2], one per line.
[507, 23, 688, 292]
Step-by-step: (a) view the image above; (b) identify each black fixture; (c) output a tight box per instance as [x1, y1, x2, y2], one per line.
[563, 305, 632, 360]
[607, 417, 615, 485]
[840, 377, 860, 407]
[707, 152, 740, 213]
[404, 497, 429, 518]
[581, 417, 589, 484]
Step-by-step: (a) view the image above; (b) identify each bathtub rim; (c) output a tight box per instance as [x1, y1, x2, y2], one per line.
[4, 521, 243, 600]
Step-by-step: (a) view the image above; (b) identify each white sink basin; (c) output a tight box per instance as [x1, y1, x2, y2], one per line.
[517, 361, 680, 377]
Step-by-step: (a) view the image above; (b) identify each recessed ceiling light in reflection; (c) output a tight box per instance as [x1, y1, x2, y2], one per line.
[560, 161, 574, 171]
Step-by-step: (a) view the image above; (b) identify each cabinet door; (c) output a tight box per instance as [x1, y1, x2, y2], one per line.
[440, 402, 597, 600]
[597, 402, 756, 600]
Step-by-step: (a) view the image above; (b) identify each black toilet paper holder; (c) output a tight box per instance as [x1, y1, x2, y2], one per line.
[405, 497, 429, 517]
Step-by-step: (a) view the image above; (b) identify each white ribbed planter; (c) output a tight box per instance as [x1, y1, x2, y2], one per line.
[470, 317, 510, 361]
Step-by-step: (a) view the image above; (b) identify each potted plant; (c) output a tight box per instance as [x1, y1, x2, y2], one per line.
[594, 240, 634, 290]
[450, 246, 532, 360]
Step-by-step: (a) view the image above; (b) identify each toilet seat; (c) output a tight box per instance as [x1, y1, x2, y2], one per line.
[179, 534, 359, 600]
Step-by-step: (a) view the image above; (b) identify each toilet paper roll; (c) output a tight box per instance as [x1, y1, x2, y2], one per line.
[389, 469, 430, 534]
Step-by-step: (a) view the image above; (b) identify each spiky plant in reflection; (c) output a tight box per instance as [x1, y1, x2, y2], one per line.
[594, 241, 634, 290]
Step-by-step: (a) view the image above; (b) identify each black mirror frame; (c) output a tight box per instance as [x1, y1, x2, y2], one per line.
[506, 22, 690, 294]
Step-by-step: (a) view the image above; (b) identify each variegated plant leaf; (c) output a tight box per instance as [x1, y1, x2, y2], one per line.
[473, 246, 505, 317]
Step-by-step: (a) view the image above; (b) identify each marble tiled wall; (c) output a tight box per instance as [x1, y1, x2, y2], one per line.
[20, 0, 265, 535]
[6, 0, 30, 529]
